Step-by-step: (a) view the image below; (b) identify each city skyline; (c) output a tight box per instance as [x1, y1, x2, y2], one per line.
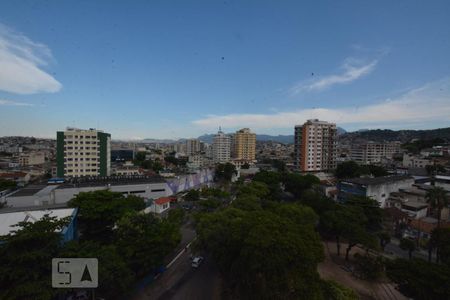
[0, 1, 449, 139]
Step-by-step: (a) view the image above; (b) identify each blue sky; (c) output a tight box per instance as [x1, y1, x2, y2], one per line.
[0, 0, 449, 139]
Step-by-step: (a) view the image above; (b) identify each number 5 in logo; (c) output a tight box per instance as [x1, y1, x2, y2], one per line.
[57, 260, 71, 285]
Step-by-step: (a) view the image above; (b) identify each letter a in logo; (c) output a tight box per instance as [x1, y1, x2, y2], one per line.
[81, 264, 92, 282]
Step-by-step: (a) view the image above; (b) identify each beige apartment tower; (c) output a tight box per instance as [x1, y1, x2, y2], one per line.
[232, 128, 256, 162]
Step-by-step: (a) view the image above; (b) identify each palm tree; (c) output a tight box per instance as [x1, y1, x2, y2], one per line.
[426, 186, 449, 263]
[426, 186, 449, 228]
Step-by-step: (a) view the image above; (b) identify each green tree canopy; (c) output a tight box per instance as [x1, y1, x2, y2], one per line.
[215, 162, 237, 182]
[68, 190, 145, 241]
[196, 200, 325, 299]
[0, 179, 16, 191]
[61, 241, 134, 299]
[399, 238, 416, 259]
[335, 161, 388, 179]
[184, 189, 200, 201]
[115, 211, 180, 277]
[0, 215, 68, 300]
[282, 173, 320, 198]
[387, 258, 450, 299]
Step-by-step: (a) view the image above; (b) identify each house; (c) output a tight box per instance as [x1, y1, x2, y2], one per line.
[0, 207, 78, 242]
[405, 217, 450, 240]
[384, 206, 409, 237]
[337, 175, 414, 208]
[0, 172, 30, 187]
[145, 197, 171, 214]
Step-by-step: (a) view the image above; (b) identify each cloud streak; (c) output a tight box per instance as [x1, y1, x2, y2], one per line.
[290, 58, 378, 94]
[0, 99, 34, 106]
[193, 78, 450, 130]
[0, 23, 62, 94]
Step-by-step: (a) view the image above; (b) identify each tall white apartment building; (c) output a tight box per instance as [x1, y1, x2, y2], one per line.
[212, 129, 231, 164]
[57, 128, 111, 177]
[294, 119, 337, 172]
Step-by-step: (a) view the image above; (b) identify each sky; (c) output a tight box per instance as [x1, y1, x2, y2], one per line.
[0, 0, 449, 140]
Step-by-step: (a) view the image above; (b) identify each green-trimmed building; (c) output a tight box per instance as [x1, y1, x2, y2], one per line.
[56, 128, 111, 178]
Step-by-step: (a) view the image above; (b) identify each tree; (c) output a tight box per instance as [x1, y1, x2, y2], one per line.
[198, 199, 221, 211]
[0, 179, 16, 191]
[399, 238, 416, 259]
[200, 187, 229, 199]
[335, 161, 361, 179]
[282, 173, 319, 198]
[426, 186, 448, 228]
[426, 186, 449, 263]
[252, 171, 282, 199]
[321, 204, 372, 259]
[346, 196, 383, 233]
[241, 162, 250, 169]
[196, 204, 325, 299]
[386, 258, 450, 299]
[68, 190, 145, 241]
[0, 215, 68, 300]
[377, 232, 391, 251]
[367, 165, 388, 177]
[115, 212, 180, 278]
[134, 151, 146, 163]
[431, 227, 450, 265]
[353, 253, 385, 280]
[426, 164, 446, 176]
[215, 162, 237, 182]
[167, 207, 185, 225]
[164, 155, 179, 166]
[335, 161, 388, 179]
[151, 160, 163, 172]
[61, 241, 134, 299]
[301, 190, 337, 217]
[185, 189, 200, 201]
[321, 280, 358, 300]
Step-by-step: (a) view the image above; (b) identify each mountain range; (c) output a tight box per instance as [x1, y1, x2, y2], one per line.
[134, 127, 450, 144]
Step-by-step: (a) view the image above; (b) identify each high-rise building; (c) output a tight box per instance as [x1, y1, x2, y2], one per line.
[294, 119, 337, 172]
[232, 128, 256, 161]
[186, 138, 201, 156]
[212, 129, 231, 164]
[56, 128, 111, 177]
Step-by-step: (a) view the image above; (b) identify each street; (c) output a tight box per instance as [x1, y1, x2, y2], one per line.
[384, 238, 432, 261]
[131, 220, 222, 300]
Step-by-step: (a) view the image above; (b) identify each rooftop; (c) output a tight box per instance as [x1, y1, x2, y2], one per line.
[58, 175, 165, 189]
[341, 175, 413, 186]
[154, 197, 172, 205]
[9, 185, 47, 197]
[0, 207, 76, 236]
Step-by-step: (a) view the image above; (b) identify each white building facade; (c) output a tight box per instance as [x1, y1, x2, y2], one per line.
[212, 130, 231, 164]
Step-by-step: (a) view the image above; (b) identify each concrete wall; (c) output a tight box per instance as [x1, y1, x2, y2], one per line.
[53, 182, 171, 203]
[366, 178, 414, 208]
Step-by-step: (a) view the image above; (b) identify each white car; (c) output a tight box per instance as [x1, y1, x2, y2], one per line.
[191, 256, 204, 268]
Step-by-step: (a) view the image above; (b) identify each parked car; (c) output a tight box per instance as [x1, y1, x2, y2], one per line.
[191, 256, 204, 268]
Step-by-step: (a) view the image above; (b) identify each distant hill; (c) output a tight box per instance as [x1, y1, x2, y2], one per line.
[339, 127, 450, 143]
[198, 128, 346, 144]
[197, 133, 294, 144]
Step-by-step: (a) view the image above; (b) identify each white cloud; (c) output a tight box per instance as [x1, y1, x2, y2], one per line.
[290, 58, 378, 94]
[193, 78, 450, 130]
[0, 99, 34, 106]
[0, 23, 62, 94]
